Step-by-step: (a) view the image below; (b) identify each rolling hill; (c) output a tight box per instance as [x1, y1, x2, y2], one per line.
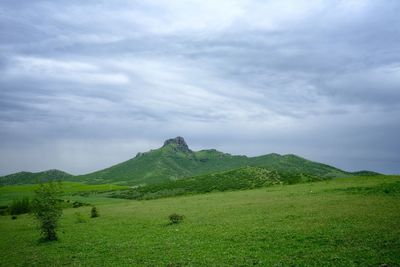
[76, 136, 376, 185]
[0, 137, 378, 185]
[0, 169, 74, 185]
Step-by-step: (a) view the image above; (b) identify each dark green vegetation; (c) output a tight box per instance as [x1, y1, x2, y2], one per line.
[0, 137, 380, 186]
[168, 213, 184, 224]
[115, 166, 326, 200]
[330, 181, 400, 196]
[32, 182, 63, 241]
[0, 169, 73, 185]
[7, 197, 31, 215]
[0, 175, 399, 266]
[90, 206, 99, 218]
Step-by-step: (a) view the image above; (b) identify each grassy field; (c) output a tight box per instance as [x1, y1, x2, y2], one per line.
[0, 182, 129, 206]
[0, 176, 399, 266]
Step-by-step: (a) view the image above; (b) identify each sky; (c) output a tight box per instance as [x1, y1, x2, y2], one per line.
[0, 0, 399, 175]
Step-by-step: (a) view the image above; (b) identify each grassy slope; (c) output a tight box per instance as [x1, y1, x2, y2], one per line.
[0, 169, 75, 185]
[249, 153, 352, 178]
[76, 146, 250, 185]
[0, 175, 399, 266]
[116, 166, 325, 200]
[0, 141, 380, 186]
[0, 182, 129, 206]
[76, 143, 359, 185]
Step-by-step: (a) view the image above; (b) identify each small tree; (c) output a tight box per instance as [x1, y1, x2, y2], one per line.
[90, 206, 99, 218]
[32, 182, 63, 241]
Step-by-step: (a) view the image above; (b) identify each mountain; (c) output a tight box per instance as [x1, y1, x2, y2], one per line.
[0, 137, 378, 186]
[0, 169, 73, 185]
[76, 137, 249, 185]
[75, 136, 362, 185]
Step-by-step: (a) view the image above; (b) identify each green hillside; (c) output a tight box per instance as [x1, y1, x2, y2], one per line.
[0, 137, 378, 186]
[114, 166, 327, 200]
[0, 169, 74, 185]
[77, 140, 249, 185]
[249, 153, 351, 178]
[76, 137, 362, 185]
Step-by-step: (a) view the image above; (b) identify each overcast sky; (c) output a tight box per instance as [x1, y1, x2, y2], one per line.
[0, 0, 399, 175]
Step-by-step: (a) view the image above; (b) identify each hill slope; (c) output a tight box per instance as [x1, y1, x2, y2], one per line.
[1, 137, 378, 185]
[0, 169, 73, 185]
[114, 166, 327, 200]
[76, 138, 249, 185]
[76, 137, 363, 185]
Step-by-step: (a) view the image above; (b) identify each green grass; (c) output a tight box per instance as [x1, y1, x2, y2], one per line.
[0, 175, 399, 266]
[0, 182, 129, 206]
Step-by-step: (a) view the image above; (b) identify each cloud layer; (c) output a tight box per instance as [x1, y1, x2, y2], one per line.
[1, 0, 399, 175]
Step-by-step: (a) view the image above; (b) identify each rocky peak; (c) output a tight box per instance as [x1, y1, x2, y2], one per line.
[163, 136, 191, 152]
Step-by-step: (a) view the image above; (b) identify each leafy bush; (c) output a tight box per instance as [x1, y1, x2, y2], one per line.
[9, 197, 31, 215]
[168, 213, 184, 224]
[11, 215, 17, 220]
[91, 206, 99, 218]
[32, 182, 63, 241]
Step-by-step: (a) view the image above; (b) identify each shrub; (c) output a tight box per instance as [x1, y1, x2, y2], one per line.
[32, 182, 63, 241]
[90, 206, 99, 218]
[0, 205, 9, 216]
[168, 213, 184, 224]
[9, 197, 31, 215]
[11, 215, 17, 220]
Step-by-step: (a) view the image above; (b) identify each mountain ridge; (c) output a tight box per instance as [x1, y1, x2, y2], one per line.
[0, 137, 380, 185]
[0, 169, 74, 185]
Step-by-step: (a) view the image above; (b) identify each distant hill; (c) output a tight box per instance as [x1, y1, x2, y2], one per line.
[0, 137, 379, 185]
[76, 137, 248, 185]
[75, 136, 370, 185]
[0, 169, 73, 185]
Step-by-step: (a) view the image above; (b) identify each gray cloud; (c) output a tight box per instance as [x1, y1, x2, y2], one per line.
[0, 0, 399, 175]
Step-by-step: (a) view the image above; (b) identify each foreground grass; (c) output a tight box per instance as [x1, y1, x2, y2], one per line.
[0, 176, 399, 266]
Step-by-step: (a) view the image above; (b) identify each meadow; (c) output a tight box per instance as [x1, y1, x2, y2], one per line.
[0, 175, 399, 266]
[0, 182, 129, 206]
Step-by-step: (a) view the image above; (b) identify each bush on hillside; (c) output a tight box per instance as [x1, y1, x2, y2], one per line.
[168, 213, 184, 224]
[91, 206, 99, 218]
